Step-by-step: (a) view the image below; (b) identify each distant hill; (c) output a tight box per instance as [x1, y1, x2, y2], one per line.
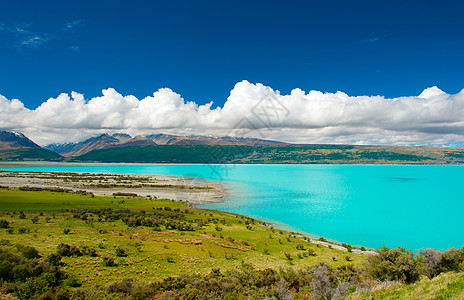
[0, 131, 61, 161]
[74, 144, 464, 164]
[45, 134, 157, 157]
[146, 133, 287, 146]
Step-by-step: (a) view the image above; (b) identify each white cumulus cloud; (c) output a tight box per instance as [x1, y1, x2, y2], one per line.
[1, 81, 464, 146]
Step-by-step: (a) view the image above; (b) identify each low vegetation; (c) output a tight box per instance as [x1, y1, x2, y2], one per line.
[0, 187, 463, 299]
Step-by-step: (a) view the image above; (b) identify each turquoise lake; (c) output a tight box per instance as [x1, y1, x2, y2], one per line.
[1, 163, 463, 251]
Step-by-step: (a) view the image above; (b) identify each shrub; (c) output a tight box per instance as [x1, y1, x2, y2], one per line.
[0, 219, 9, 228]
[63, 228, 70, 234]
[284, 253, 292, 260]
[342, 243, 352, 252]
[46, 253, 62, 266]
[18, 227, 30, 234]
[419, 247, 463, 279]
[442, 248, 462, 271]
[115, 247, 128, 257]
[21, 246, 41, 259]
[31, 216, 39, 224]
[310, 263, 336, 300]
[102, 256, 116, 266]
[296, 243, 305, 250]
[107, 280, 133, 294]
[419, 248, 443, 279]
[307, 248, 317, 256]
[63, 275, 82, 287]
[57, 243, 82, 257]
[366, 246, 420, 283]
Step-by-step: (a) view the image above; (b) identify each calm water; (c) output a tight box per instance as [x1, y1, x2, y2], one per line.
[1, 163, 463, 251]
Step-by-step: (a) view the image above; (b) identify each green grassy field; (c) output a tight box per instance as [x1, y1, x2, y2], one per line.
[0, 188, 366, 288]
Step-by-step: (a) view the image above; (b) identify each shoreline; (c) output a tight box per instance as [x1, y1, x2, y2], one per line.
[3, 160, 464, 167]
[0, 165, 377, 255]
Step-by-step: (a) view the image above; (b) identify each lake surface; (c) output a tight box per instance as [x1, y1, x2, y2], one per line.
[1, 163, 463, 251]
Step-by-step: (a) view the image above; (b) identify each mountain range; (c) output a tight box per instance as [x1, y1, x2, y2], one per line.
[45, 133, 286, 157]
[2, 130, 464, 164]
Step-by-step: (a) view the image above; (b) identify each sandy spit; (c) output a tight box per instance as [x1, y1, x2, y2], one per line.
[0, 170, 227, 205]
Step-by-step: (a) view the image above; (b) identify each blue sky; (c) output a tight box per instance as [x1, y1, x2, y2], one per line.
[1, 0, 463, 109]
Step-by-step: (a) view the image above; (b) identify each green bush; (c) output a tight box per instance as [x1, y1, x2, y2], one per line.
[442, 248, 462, 271]
[46, 253, 62, 266]
[366, 246, 420, 283]
[57, 243, 82, 257]
[342, 243, 352, 252]
[21, 246, 41, 259]
[307, 248, 316, 256]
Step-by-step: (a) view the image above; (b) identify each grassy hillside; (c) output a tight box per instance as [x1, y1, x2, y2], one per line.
[74, 144, 464, 164]
[0, 188, 366, 297]
[0, 148, 62, 161]
[348, 272, 464, 299]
